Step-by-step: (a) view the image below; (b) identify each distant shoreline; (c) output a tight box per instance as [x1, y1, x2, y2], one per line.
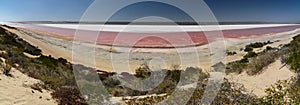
[3, 21, 300, 25]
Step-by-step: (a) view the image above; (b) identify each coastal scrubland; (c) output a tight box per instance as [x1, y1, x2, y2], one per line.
[123, 34, 300, 104]
[1, 25, 300, 104]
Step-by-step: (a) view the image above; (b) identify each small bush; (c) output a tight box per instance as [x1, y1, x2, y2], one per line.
[51, 87, 88, 105]
[226, 51, 237, 56]
[135, 63, 151, 78]
[30, 83, 44, 93]
[266, 46, 274, 51]
[58, 57, 68, 64]
[244, 47, 253, 52]
[244, 41, 272, 52]
[257, 77, 300, 104]
[246, 51, 276, 75]
[226, 61, 247, 74]
[2, 64, 12, 77]
[244, 51, 257, 58]
[2, 25, 16, 29]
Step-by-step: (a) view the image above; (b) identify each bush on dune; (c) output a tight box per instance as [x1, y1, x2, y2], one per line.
[226, 51, 237, 56]
[126, 79, 257, 105]
[1, 64, 13, 77]
[244, 41, 272, 52]
[227, 43, 277, 75]
[258, 77, 300, 104]
[256, 34, 300, 104]
[285, 38, 300, 73]
[51, 87, 88, 105]
[282, 34, 300, 85]
[226, 61, 247, 74]
[246, 51, 276, 75]
[0, 26, 85, 104]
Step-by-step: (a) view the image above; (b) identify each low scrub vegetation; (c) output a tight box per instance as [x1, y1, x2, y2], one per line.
[246, 51, 276, 75]
[0, 27, 41, 56]
[51, 87, 87, 105]
[257, 77, 300, 104]
[125, 79, 257, 104]
[227, 50, 276, 75]
[127, 76, 300, 105]
[244, 41, 273, 52]
[227, 41, 278, 75]
[226, 50, 237, 56]
[281, 34, 300, 85]
[226, 34, 300, 104]
[284, 35, 300, 73]
[105, 65, 208, 97]
[226, 61, 247, 74]
[256, 34, 300, 104]
[0, 26, 85, 104]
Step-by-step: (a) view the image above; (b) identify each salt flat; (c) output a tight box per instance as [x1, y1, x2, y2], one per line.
[37, 24, 298, 32]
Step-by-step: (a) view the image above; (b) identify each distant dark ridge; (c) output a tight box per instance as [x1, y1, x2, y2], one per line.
[14, 21, 296, 25]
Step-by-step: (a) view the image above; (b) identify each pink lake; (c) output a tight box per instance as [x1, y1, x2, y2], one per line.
[8, 23, 300, 48]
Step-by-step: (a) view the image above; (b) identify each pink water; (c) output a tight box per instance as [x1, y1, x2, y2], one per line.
[7, 23, 300, 48]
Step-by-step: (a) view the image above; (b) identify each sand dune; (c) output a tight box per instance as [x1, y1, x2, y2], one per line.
[226, 60, 295, 97]
[0, 58, 56, 105]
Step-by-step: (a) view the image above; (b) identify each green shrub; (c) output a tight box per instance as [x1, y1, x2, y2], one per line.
[257, 78, 300, 104]
[280, 34, 300, 73]
[58, 57, 68, 64]
[135, 63, 151, 78]
[247, 51, 276, 75]
[266, 46, 274, 51]
[226, 51, 237, 56]
[244, 51, 257, 58]
[240, 57, 249, 63]
[126, 79, 257, 105]
[226, 61, 247, 74]
[244, 41, 272, 52]
[244, 47, 253, 52]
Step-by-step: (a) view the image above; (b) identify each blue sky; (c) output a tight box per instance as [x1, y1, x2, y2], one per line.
[0, 0, 94, 21]
[0, 0, 300, 23]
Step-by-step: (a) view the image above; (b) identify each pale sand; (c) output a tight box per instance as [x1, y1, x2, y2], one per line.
[0, 58, 56, 105]
[111, 93, 167, 104]
[226, 60, 295, 97]
[23, 52, 40, 58]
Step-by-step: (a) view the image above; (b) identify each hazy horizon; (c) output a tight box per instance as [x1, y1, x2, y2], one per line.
[1, 0, 300, 23]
